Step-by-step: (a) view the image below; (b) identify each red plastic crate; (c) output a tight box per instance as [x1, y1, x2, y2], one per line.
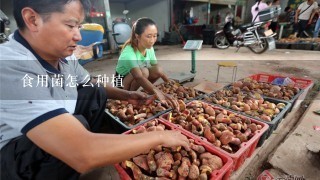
[115, 164, 132, 180]
[115, 118, 234, 180]
[248, 73, 313, 89]
[160, 101, 269, 171]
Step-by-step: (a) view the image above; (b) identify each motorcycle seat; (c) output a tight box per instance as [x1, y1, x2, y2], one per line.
[239, 23, 253, 31]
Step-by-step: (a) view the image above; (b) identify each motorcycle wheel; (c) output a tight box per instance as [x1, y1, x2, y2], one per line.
[213, 34, 230, 49]
[247, 34, 268, 54]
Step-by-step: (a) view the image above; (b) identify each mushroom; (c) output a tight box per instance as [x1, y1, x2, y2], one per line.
[220, 131, 241, 146]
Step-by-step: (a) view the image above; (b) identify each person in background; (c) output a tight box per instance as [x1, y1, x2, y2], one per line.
[251, 0, 269, 22]
[266, 1, 272, 6]
[285, 6, 296, 24]
[0, 1, 190, 179]
[115, 17, 178, 109]
[225, 11, 234, 24]
[184, 10, 191, 24]
[269, 0, 281, 32]
[293, 0, 318, 37]
[310, 5, 320, 38]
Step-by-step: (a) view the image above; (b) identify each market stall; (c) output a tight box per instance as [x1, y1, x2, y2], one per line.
[277, 37, 320, 51]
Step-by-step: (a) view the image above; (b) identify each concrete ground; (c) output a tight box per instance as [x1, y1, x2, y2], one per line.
[267, 92, 320, 180]
[80, 45, 320, 179]
[84, 45, 320, 88]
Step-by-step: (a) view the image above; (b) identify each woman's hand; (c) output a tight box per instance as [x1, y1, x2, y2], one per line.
[153, 88, 179, 111]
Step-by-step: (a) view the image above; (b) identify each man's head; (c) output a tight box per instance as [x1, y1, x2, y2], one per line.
[13, 0, 91, 61]
[284, 6, 292, 12]
[14, 0, 90, 30]
[273, 0, 280, 5]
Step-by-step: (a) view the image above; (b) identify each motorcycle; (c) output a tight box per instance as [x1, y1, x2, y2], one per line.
[0, 10, 10, 43]
[213, 21, 276, 54]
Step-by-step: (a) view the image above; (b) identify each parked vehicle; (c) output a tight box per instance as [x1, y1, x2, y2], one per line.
[113, 10, 131, 25]
[112, 10, 132, 51]
[213, 21, 276, 54]
[0, 10, 10, 43]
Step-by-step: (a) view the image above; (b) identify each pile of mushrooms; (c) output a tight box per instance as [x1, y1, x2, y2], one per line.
[154, 81, 203, 102]
[230, 79, 300, 101]
[106, 100, 167, 126]
[203, 88, 286, 122]
[122, 119, 224, 180]
[167, 101, 263, 153]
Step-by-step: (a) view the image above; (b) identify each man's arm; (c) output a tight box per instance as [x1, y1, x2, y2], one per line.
[27, 113, 189, 173]
[309, 10, 316, 24]
[103, 82, 144, 100]
[295, 9, 301, 23]
[88, 77, 143, 100]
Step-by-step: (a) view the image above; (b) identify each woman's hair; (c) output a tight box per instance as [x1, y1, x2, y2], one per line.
[13, 0, 91, 30]
[255, 0, 261, 11]
[122, 17, 157, 52]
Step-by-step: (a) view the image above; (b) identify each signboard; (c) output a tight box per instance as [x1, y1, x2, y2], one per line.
[183, 40, 203, 51]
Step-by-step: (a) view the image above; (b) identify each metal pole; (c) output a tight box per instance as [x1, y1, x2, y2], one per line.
[235, 5, 238, 17]
[207, 1, 211, 25]
[102, 0, 116, 52]
[241, 5, 246, 22]
[169, 0, 174, 26]
[191, 50, 196, 74]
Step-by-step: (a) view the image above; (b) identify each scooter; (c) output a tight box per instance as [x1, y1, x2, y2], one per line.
[112, 10, 132, 51]
[213, 21, 276, 54]
[113, 10, 131, 25]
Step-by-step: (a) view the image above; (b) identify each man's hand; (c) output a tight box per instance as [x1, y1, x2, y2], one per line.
[159, 131, 190, 151]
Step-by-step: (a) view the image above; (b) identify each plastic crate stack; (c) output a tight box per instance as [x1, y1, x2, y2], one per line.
[106, 73, 313, 179]
[200, 73, 313, 146]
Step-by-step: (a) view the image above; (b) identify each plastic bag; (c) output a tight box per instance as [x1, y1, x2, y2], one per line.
[271, 77, 295, 86]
